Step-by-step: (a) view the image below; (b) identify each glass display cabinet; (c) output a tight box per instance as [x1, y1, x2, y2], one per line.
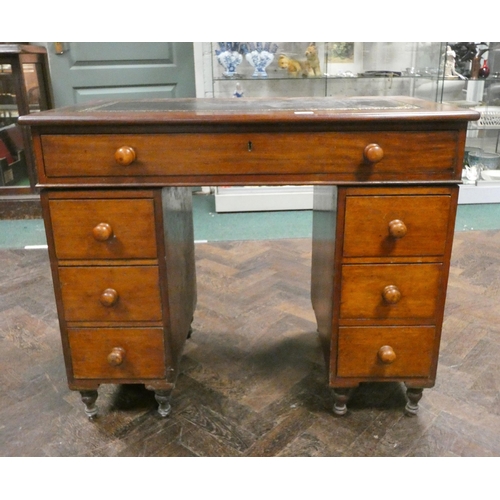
[208, 42, 448, 100]
[443, 42, 500, 204]
[0, 43, 53, 215]
[197, 42, 461, 211]
[193, 42, 500, 210]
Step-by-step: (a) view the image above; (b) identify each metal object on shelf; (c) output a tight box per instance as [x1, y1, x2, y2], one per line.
[470, 106, 500, 129]
[358, 71, 402, 77]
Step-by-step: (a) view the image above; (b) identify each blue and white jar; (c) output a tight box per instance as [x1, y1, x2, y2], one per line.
[243, 43, 278, 77]
[215, 42, 243, 77]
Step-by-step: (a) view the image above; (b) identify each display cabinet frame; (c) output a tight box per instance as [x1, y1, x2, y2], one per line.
[0, 43, 53, 217]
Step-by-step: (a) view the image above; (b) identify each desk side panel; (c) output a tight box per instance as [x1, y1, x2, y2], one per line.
[160, 187, 197, 379]
[311, 185, 339, 368]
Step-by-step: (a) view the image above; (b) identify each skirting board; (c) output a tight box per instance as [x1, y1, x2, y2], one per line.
[215, 186, 314, 212]
[459, 182, 500, 204]
[215, 184, 500, 212]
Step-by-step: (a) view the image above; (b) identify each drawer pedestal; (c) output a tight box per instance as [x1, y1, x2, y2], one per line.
[312, 185, 458, 415]
[41, 188, 196, 417]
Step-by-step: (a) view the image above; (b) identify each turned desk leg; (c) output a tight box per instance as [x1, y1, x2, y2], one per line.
[405, 386, 424, 416]
[79, 390, 98, 419]
[333, 386, 424, 416]
[332, 388, 353, 416]
[153, 389, 173, 417]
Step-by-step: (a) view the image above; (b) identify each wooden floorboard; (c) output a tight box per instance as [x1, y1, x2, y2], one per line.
[1, 232, 500, 457]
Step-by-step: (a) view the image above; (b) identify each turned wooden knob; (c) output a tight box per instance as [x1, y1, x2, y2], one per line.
[99, 288, 119, 307]
[388, 219, 407, 239]
[114, 146, 136, 166]
[378, 345, 396, 364]
[92, 222, 113, 241]
[107, 347, 126, 366]
[382, 284, 401, 304]
[364, 143, 384, 163]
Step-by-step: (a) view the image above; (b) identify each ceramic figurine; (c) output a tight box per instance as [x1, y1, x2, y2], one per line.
[464, 164, 480, 181]
[233, 82, 244, 98]
[278, 54, 306, 77]
[215, 42, 243, 77]
[278, 43, 321, 78]
[444, 45, 458, 78]
[243, 42, 278, 77]
[305, 42, 321, 76]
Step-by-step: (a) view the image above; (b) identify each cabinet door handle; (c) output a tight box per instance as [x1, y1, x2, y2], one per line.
[388, 219, 407, 239]
[92, 222, 113, 241]
[114, 146, 136, 166]
[107, 347, 126, 366]
[364, 143, 384, 163]
[382, 284, 401, 304]
[378, 345, 396, 364]
[99, 288, 119, 307]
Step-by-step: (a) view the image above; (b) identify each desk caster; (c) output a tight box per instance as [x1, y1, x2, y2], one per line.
[405, 387, 423, 416]
[154, 389, 172, 417]
[332, 388, 353, 416]
[79, 390, 98, 419]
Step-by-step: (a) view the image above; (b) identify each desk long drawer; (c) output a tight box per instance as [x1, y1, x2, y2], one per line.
[40, 131, 461, 181]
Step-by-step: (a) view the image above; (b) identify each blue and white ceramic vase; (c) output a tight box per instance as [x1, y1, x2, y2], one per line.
[215, 42, 243, 77]
[243, 42, 278, 77]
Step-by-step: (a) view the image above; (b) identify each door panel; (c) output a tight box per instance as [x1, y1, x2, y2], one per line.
[70, 43, 176, 62]
[42, 42, 195, 107]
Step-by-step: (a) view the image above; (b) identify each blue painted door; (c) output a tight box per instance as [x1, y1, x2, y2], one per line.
[42, 42, 195, 107]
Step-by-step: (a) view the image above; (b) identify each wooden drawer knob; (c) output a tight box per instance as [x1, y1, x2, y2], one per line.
[99, 288, 119, 307]
[114, 146, 136, 166]
[382, 284, 401, 304]
[388, 219, 407, 239]
[364, 143, 384, 163]
[107, 347, 126, 366]
[92, 222, 113, 241]
[378, 345, 396, 364]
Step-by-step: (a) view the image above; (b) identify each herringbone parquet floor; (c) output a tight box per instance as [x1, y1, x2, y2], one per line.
[1, 231, 500, 456]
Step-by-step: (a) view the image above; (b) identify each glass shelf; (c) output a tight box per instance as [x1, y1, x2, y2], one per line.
[208, 42, 454, 102]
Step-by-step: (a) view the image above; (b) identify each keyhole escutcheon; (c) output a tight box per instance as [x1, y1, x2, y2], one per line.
[248, 141, 253, 152]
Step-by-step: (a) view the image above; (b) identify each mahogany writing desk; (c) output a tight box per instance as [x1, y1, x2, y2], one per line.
[20, 97, 479, 418]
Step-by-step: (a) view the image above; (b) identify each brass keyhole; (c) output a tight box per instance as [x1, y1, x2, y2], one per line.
[248, 141, 252, 152]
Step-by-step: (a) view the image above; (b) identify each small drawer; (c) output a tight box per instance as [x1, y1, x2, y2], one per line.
[49, 197, 157, 260]
[40, 131, 460, 181]
[68, 327, 165, 379]
[59, 266, 162, 322]
[340, 263, 442, 322]
[343, 193, 452, 258]
[337, 326, 435, 378]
